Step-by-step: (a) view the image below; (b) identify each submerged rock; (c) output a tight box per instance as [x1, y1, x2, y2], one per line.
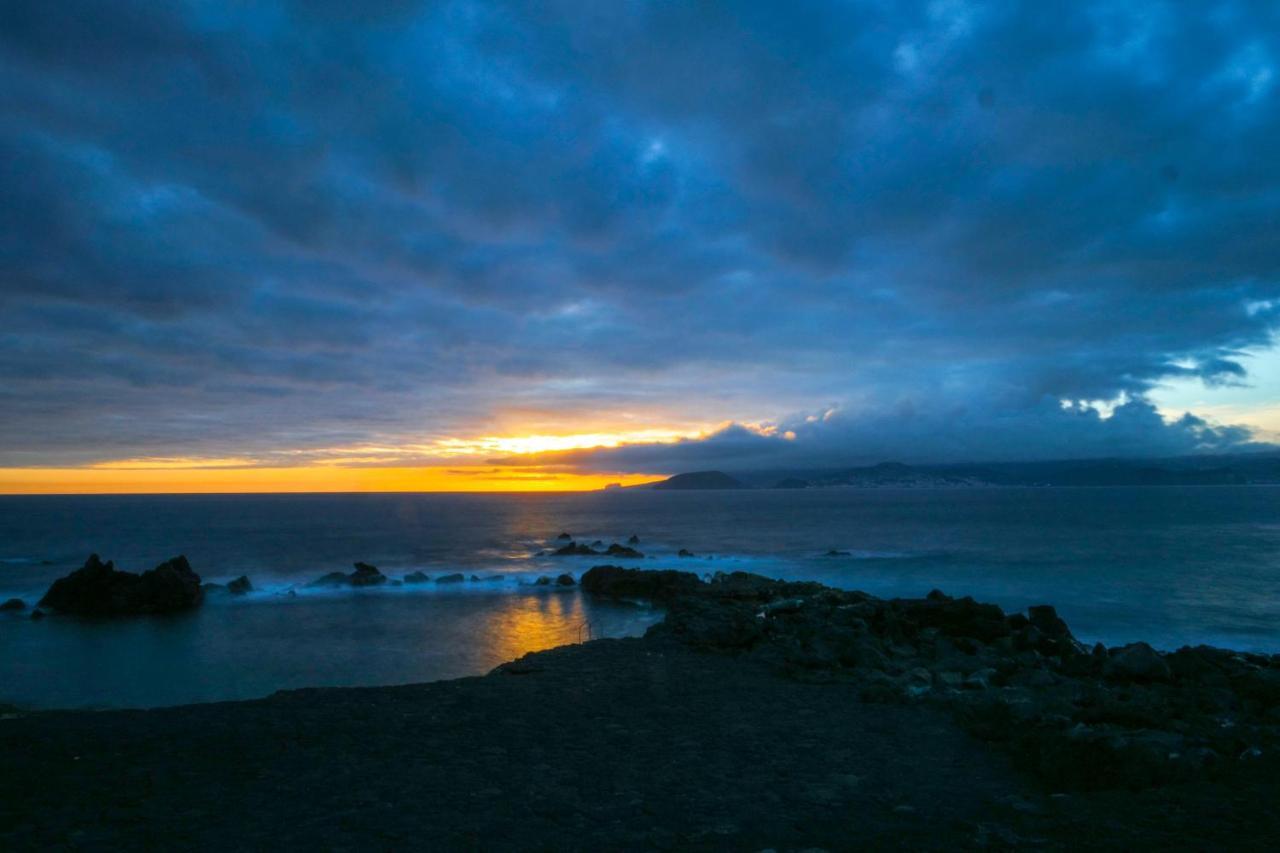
[825, 549, 852, 557]
[1, 598, 26, 611]
[227, 575, 253, 595]
[677, 549, 696, 558]
[30, 609, 45, 620]
[39, 554, 203, 617]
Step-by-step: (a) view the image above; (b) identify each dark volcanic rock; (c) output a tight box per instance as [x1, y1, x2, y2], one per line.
[308, 571, 350, 588]
[605, 543, 644, 558]
[580, 565, 702, 599]
[227, 575, 253, 595]
[1, 598, 26, 611]
[1106, 642, 1172, 682]
[403, 571, 430, 584]
[552, 542, 599, 556]
[38, 554, 203, 617]
[309, 563, 386, 588]
[350, 562, 386, 587]
[579, 568, 1280, 795]
[555, 574, 575, 586]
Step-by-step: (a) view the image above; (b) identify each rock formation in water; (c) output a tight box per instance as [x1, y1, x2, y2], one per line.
[39, 554, 203, 616]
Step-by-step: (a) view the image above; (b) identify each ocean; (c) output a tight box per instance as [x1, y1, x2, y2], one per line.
[2, 486, 1278, 709]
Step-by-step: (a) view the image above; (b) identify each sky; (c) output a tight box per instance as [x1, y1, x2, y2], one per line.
[1, 0, 1278, 492]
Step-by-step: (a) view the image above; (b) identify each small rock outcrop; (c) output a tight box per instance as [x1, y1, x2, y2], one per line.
[556, 532, 572, 541]
[38, 554, 203, 616]
[403, 571, 430, 584]
[552, 542, 599, 557]
[227, 575, 253, 595]
[435, 573, 465, 584]
[350, 562, 386, 587]
[1, 598, 26, 611]
[308, 563, 387, 588]
[605, 543, 643, 558]
[580, 565, 703, 599]
[627, 534, 641, 545]
[677, 548, 696, 558]
[555, 574, 576, 586]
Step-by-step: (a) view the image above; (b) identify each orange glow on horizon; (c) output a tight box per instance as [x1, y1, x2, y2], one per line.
[0, 465, 662, 495]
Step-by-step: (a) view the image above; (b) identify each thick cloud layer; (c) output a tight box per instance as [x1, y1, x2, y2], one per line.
[2, 1, 1278, 469]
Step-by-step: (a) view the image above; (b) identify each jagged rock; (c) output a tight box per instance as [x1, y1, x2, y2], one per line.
[38, 554, 203, 616]
[580, 565, 703, 599]
[227, 575, 253, 595]
[552, 542, 599, 556]
[556, 532, 572, 541]
[403, 571, 431, 584]
[2, 598, 27, 611]
[307, 563, 387, 588]
[350, 562, 386, 587]
[1106, 642, 1172, 682]
[555, 574, 575, 586]
[900, 593, 1011, 643]
[435, 573, 465, 584]
[605, 543, 644, 558]
[1027, 604, 1071, 638]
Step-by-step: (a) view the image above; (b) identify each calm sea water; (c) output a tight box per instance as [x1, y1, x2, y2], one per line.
[2, 487, 1278, 709]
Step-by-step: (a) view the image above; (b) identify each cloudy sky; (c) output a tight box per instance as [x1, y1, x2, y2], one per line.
[2, 1, 1278, 491]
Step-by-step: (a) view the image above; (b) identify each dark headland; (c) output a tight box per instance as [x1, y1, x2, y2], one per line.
[3, 567, 1279, 851]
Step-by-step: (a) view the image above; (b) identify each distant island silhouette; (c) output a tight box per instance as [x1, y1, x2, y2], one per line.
[632, 451, 1280, 491]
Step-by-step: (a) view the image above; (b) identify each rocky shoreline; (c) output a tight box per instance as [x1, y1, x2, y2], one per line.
[2, 566, 1279, 850]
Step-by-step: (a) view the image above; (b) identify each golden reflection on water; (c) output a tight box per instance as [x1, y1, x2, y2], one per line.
[475, 592, 591, 664]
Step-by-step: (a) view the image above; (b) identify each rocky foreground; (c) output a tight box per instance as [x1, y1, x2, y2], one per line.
[2, 567, 1279, 851]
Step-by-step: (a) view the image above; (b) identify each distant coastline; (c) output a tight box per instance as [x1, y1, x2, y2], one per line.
[631, 451, 1280, 490]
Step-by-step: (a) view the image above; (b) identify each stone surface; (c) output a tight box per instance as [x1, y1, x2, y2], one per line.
[38, 554, 203, 616]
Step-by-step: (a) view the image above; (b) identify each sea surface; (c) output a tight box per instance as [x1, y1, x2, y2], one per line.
[2, 486, 1278, 709]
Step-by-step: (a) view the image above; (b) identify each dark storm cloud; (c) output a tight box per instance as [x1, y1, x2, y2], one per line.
[1, 1, 1277, 467]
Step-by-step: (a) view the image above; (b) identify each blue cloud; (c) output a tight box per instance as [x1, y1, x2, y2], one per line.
[1, 1, 1277, 467]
